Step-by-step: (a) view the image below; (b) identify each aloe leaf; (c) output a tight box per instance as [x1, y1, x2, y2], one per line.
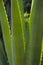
[0, 39, 8, 65]
[41, 55, 43, 65]
[18, 0, 24, 14]
[25, 0, 43, 65]
[11, 0, 26, 65]
[0, 0, 12, 65]
[41, 39, 43, 53]
[0, 39, 4, 65]
[39, 39, 43, 65]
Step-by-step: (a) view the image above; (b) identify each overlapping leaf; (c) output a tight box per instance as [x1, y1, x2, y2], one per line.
[0, 0, 12, 65]
[11, 0, 26, 65]
[25, 0, 43, 65]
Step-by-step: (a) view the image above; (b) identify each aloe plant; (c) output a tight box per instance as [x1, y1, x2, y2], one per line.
[0, 0, 43, 65]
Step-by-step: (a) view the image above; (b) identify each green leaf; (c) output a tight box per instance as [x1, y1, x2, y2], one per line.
[0, 0, 12, 65]
[39, 39, 43, 65]
[11, 0, 26, 65]
[0, 39, 7, 65]
[25, 0, 43, 65]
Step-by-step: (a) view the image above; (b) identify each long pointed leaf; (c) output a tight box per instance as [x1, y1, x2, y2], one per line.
[25, 0, 43, 65]
[0, 39, 8, 65]
[11, 0, 26, 65]
[0, 0, 12, 65]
